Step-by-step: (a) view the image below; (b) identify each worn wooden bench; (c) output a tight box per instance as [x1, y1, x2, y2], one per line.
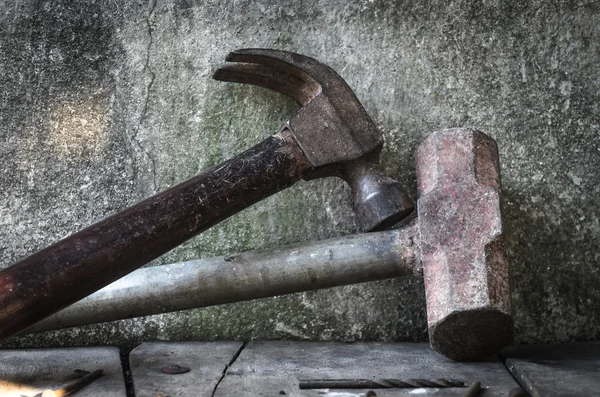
[0, 341, 597, 396]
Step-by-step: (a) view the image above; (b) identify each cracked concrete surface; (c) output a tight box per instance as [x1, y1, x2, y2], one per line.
[0, 0, 599, 348]
[211, 341, 247, 397]
[136, 0, 158, 192]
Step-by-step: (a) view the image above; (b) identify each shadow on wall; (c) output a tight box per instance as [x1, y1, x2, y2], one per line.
[14, 0, 120, 159]
[0, 2, 133, 265]
[503, 188, 600, 345]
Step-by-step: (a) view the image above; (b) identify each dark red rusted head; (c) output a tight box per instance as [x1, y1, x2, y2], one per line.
[213, 49, 414, 231]
[417, 128, 513, 361]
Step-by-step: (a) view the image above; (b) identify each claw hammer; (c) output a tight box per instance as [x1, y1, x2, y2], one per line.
[0, 49, 414, 341]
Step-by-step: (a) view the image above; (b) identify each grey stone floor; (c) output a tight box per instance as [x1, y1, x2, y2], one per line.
[1, 341, 598, 396]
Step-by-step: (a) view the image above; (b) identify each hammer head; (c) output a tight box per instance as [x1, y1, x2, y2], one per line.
[213, 49, 414, 231]
[417, 128, 513, 361]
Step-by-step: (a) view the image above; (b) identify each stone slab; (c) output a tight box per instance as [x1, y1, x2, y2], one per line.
[0, 346, 126, 397]
[502, 341, 600, 397]
[214, 341, 519, 396]
[129, 341, 244, 397]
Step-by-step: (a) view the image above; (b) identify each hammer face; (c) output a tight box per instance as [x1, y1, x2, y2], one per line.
[417, 129, 513, 361]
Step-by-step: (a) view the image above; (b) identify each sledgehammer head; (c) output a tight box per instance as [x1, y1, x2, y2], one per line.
[213, 49, 414, 231]
[417, 128, 513, 361]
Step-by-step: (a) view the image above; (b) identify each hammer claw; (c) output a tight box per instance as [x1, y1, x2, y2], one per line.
[222, 49, 346, 94]
[224, 48, 318, 75]
[213, 63, 320, 105]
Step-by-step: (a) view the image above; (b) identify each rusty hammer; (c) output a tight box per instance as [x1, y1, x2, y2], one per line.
[0, 49, 414, 341]
[25, 128, 512, 361]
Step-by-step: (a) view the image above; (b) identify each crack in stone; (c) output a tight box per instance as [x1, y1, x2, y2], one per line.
[131, 0, 158, 193]
[211, 341, 248, 397]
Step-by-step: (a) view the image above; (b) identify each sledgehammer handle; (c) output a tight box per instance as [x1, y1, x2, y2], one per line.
[0, 131, 310, 341]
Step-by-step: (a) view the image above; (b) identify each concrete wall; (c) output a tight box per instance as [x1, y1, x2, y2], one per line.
[1, 0, 598, 348]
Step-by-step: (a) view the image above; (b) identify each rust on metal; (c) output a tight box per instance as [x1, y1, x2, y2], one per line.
[416, 128, 513, 361]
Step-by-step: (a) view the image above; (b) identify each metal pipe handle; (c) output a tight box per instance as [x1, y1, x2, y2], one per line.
[26, 224, 421, 333]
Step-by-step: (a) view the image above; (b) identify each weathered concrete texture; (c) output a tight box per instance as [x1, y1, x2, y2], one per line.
[1, 0, 599, 347]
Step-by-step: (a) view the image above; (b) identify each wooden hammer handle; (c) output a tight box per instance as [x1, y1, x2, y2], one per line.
[0, 132, 310, 341]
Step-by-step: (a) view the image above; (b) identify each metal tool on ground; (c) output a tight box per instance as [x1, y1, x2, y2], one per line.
[462, 381, 482, 397]
[34, 369, 103, 397]
[0, 49, 414, 341]
[24, 128, 513, 361]
[299, 378, 465, 389]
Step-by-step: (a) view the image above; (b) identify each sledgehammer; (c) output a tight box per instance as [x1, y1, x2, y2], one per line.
[25, 129, 513, 361]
